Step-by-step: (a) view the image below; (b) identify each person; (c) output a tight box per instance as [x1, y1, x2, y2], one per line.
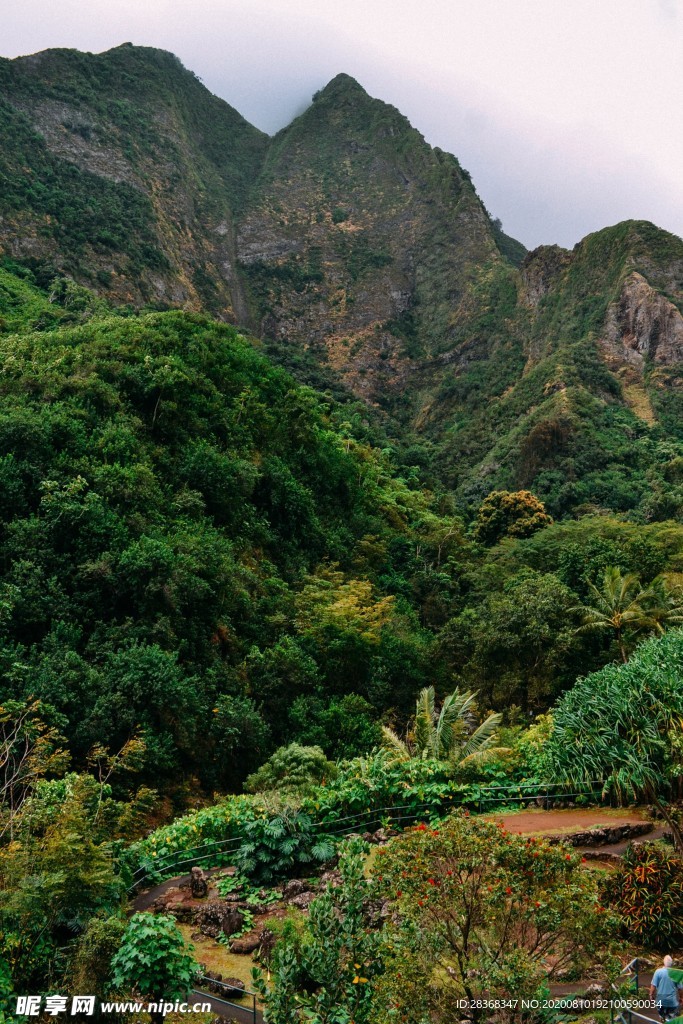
[650, 956, 683, 1021]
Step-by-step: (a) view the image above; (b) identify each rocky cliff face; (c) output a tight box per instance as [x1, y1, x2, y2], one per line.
[235, 73, 506, 404]
[602, 271, 683, 367]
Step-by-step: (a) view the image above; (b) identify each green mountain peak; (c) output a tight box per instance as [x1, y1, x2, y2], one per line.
[315, 72, 369, 98]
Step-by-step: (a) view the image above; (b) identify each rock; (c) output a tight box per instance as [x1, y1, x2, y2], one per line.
[230, 932, 262, 954]
[288, 891, 315, 910]
[520, 246, 572, 308]
[546, 822, 653, 848]
[282, 879, 311, 900]
[204, 972, 245, 997]
[319, 869, 343, 889]
[371, 827, 395, 843]
[167, 904, 194, 924]
[257, 929, 276, 963]
[365, 899, 392, 926]
[196, 900, 244, 939]
[602, 272, 683, 369]
[191, 866, 209, 899]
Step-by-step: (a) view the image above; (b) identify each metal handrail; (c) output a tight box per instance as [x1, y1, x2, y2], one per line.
[128, 778, 607, 892]
[611, 977, 661, 1024]
[192, 975, 259, 1023]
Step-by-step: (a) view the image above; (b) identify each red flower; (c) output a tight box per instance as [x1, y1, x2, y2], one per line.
[396, 890, 402, 898]
[505, 887, 512, 895]
[428, 878, 437, 886]
[565, 854, 571, 861]
[416, 823, 427, 831]
[417, 899, 424, 906]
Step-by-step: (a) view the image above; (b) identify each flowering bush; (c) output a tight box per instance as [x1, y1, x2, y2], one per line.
[371, 811, 616, 1022]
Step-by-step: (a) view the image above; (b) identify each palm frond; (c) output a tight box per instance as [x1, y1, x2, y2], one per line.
[457, 711, 502, 760]
[414, 686, 435, 754]
[380, 725, 411, 761]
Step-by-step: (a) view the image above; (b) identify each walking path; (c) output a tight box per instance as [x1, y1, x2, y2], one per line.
[487, 806, 650, 833]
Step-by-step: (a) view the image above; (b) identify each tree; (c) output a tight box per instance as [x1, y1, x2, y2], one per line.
[110, 914, 198, 1024]
[573, 567, 683, 662]
[244, 743, 337, 795]
[0, 699, 68, 840]
[439, 571, 588, 706]
[642, 574, 683, 635]
[473, 490, 552, 545]
[381, 686, 501, 766]
[543, 630, 683, 850]
[373, 813, 614, 1023]
[572, 566, 656, 661]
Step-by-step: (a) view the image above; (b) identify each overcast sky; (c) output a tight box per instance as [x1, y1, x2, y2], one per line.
[3, 0, 682, 250]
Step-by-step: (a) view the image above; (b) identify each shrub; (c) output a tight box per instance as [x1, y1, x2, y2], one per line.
[110, 914, 197, 1022]
[244, 743, 337, 795]
[233, 809, 336, 885]
[601, 842, 683, 949]
[373, 812, 615, 1020]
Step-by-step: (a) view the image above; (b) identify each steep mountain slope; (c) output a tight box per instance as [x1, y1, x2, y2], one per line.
[236, 73, 514, 406]
[0, 44, 267, 312]
[1, 45, 683, 519]
[429, 220, 683, 515]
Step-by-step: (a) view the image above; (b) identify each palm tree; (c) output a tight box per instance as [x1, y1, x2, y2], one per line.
[573, 567, 683, 662]
[382, 685, 502, 766]
[641, 574, 683, 635]
[572, 567, 655, 662]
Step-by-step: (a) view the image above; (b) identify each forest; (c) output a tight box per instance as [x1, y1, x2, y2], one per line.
[1, 260, 683, 1022]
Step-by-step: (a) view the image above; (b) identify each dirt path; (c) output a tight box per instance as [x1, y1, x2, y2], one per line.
[487, 806, 649, 834]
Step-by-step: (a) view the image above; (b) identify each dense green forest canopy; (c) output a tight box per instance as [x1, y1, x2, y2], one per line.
[0, 263, 681, 800]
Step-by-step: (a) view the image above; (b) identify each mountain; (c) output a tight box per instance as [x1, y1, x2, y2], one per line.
[1, 46, 683, 519]
[0, 44, 267, 314]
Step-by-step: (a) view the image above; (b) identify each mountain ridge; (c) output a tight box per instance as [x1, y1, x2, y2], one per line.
[1, 44, 682, 519]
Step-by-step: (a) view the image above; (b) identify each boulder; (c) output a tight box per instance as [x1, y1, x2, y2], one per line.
[203, 972, 245, 998]
[281, 879, 311, 900]
[196, 900, 244, 939]
[319, 869, 343, 889]
[288, 891, 315, 910]
[230, 932, 262, 954]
